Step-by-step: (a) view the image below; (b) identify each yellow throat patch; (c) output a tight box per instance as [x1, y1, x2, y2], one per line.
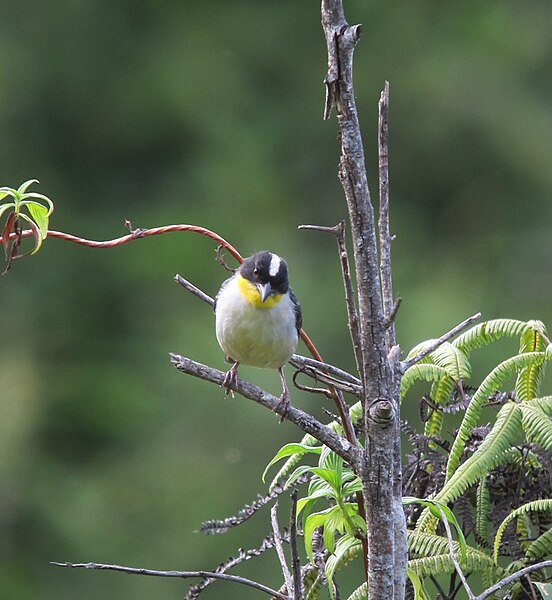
[237, 274, 283, 309]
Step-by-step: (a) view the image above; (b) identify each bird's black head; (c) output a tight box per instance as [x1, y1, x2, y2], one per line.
[240, 251, 289, 300]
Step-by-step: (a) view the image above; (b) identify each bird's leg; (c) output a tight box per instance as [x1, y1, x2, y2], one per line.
[222, 360, 239, 397]
[274, 367, 291, 422]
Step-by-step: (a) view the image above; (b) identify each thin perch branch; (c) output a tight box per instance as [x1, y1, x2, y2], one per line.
[290, 490, 302, 600]
[270, 503, 294, 596]
[436, 504, 475, 600]
[169, 353, 357, 466]
[51, 561, 287, 599]
[401, 312, 482, 372]
[474, 560, 552, 600]
[299, 222, 363, 380]
[378, 81, 396, 350]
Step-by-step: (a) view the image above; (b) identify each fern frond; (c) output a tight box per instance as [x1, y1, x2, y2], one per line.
[516, 321, 548, 401]
[493, 499, 552, 562]
[424, 375, 457, 437]
[516, 513, 532, 553]
[446, 352, 546, 480]
[519, 402, 552, 451]
[408, 547, 495, 578]
[431, 342, 471, 379]
[476, 477, 491, 543]
[454, 319, 529, 354]
[525, 526, 552, 561]
[401, 364, 450, 399]
[433, 402, 522, 511]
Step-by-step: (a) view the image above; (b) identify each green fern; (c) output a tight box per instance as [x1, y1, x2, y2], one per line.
[525, 526, 552, 561]
[453, 319, 530, 354]
[515, 321, 548, 401]
[425, 375, 456, 437]
[519, 401, 552, 451]
[416, 402, 522, 533]
[493, 499, 552, 562]
[408, 549, 496, 578]
[476, 477, 491, 542]
[400, 364, 450, 399]
[446, 352, 547, 480]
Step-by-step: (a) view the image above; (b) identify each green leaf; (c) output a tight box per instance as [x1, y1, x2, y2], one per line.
[17, 178, 39, 195]
[535, 582, 552, 599]
[25, 202, 50, 240]
[309, 467, 342, 496]
[407, 567, 430, 600]
[304, 508, 332, 561]
[322, 505, 344, 555]
[262, 442, 322, 482]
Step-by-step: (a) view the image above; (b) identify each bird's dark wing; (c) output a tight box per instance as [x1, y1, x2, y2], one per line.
[213, 276, 232, 313]
[289, 287, 302, 334]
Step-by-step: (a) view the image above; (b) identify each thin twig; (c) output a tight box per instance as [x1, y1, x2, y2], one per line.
[1, 225, 243, 262]
[289, 355, 361, 386]
[378, 81, 396, 351]
[289, 490, 302, 600]
[401, 312, 482, 372]
[169, 353, 357, 467]
[292, 365, 362, 397]
[174, 275, 215, 306]
[474, 560, 552, 600]
[383, 297, 402, 330]
[270, 503, 293, 596]
[299, 222, 363, 381]
[50, 561, 287, 599]
[435, 504, 475, 600]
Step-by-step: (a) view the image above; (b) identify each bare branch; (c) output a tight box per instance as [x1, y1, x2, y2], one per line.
[289, 355, 361, 386]
[51, 561, 287, 599]
[299, 221, 363, 380]
[289, 490, 302, 600]
[169, 353, 358, 467]
[401, 312, 481, 372]
[383, 297, 402, 330]
[474, 560, 552, 600]
[435, 504, 475, 600]
[174, 274, 215, 306]
[378, 81, 395, 350]
[292, 365, 362, 397]
[270, 503, 293, 596]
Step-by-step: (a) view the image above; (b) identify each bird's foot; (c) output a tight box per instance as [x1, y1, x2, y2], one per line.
[222, 363, 239, 398]
[273, 390, 291, 423]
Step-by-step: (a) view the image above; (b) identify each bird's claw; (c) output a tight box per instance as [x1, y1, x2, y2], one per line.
[222, 365, 238, 397]
[273, 391, 291, 423]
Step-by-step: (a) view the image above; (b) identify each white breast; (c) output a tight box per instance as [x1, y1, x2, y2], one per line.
[215, 277, 298, 369]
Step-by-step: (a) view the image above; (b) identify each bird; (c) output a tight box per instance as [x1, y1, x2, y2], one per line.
[214, 251, 302, 418]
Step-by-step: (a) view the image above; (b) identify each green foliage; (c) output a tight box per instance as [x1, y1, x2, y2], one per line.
[493, 499, 552, 563]
[0, 180, 54, 270]
[263, 317, 552, 598]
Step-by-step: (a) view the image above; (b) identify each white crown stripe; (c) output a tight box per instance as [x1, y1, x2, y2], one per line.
[269, 253, 281, 277]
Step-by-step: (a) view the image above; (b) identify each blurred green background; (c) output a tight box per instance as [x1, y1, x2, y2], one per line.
[2, 1, 552, 598]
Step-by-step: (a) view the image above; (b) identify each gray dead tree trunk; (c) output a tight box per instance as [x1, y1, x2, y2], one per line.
[321, 1, 408, 598]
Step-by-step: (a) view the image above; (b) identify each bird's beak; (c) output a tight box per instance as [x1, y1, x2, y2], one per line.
[256, 282, 272, 303]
